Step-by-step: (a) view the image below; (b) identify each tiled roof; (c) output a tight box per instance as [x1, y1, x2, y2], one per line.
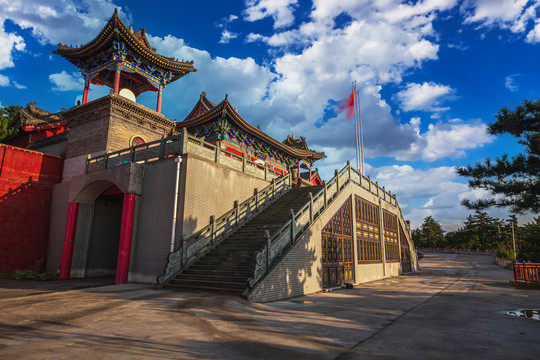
[177, 93, 326, 161]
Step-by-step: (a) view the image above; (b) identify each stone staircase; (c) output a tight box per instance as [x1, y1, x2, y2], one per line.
[163, 185, 322, 295]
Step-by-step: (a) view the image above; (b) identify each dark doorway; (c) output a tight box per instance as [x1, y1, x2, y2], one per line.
[85, 193, 123, 277]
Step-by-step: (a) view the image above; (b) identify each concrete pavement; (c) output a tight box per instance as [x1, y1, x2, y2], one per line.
[0, 253, 538, 359]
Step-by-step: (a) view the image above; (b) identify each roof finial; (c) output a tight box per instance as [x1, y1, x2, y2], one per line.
[225, 93, 228, 101]
[114, 8, 118, 15]
[201, 91, 206, 98]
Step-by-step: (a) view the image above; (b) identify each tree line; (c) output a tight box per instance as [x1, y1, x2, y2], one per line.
[412, 214, 540, 262]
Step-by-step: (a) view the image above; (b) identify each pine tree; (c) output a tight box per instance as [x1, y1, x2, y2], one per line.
[0, 105, 22, 142]
[456, 98, 540, 214]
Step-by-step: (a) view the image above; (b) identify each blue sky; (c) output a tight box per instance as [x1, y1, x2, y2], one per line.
[0, 0, 539, 230]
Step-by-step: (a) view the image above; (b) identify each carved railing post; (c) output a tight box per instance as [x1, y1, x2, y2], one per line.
[104, 150, 110, 169]
[271, 179, 276, 199]
[215, 144, 220, 164]
[181, 128, 188, 154]
[335, 169, 340, 194]
[234, 200, 239, 228]
[265, 230, 271, 271]
[264, 166, 268, 181]
[86, 154, 91, 173]
[309, 192, 314, 223]
[242, 154, 246, 173]
[254, 188, 259, 211]
[290, 209, 295, 245]
[368, 175, 371, 191]
[159, 136, 165, 158]
[323, 180, 327, 206]
[347, 160, 351, 182]
[210, 215, 215, 245]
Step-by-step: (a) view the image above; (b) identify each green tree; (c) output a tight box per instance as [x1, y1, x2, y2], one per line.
[518, 217, 540, 262]
[456, 98, 540, 214]
[0, 105, 22, 142]
[414, 216, 445, 248]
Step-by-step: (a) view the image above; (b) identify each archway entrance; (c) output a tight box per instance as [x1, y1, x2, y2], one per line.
[59, 181, 137, 284]
[84, 191, 123, 277]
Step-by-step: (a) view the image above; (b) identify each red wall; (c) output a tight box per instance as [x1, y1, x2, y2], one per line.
[0, 144, 63, 272]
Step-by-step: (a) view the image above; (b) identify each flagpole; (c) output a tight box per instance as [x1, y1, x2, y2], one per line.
[357, 87, 364, 175]
[353, 81, 360, 172]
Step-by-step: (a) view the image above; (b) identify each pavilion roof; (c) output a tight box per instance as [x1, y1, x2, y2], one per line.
[53, 9, 196, 81]
[178, 93, 326, 161]
[184, 91, 217, 120]
[14, 103, 66, 131]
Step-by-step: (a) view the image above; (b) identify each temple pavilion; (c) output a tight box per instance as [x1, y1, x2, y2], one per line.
[1, 10, 418, 302]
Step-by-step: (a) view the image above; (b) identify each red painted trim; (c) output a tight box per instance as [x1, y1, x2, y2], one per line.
[59, 202, 79, 279]
[115, 193, 136, 284]
[82, 82, 89, 104]
[113, 69, 121, 94]
[156, 91, 162, 114]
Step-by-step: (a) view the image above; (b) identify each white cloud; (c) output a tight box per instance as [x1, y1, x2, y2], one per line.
[145, 34, 274, 116]
[462, 0, 540, 41]
[0, 22, 25, 70]
[0, 0, 130, 46]
[0, 74, 26, 89]
[505, 74, 520, 91]
[417, 119, 493, 161]
[0, 74, 9, 86]
[244, 0, 298, 29]
[396, 82, 455, 112]
[12, 81, 26, 89]
[219, 30, 238, 44]
[526, 18, 540, 42]
[49, 71, 84, 91]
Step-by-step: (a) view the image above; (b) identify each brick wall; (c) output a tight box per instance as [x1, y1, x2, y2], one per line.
[63, 94, 175, 159]
[180, 153, 270, 238]
[129, 154, 270, 283]
[0, 144, 63, 272]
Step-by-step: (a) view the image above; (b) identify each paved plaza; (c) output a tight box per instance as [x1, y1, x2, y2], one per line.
[0, 253, 539, 359]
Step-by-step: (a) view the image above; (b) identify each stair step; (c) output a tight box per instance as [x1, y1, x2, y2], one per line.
[164, 283, 245, 294]
[168, 278, 246, 290]
[177, 274, 248, 282]
[164, 185, 324, 295]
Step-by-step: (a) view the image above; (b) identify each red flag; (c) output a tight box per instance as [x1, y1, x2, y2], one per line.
[338, 90, 355, 120]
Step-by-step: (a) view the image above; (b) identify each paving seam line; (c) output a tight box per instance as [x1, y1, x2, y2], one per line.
[334, 267, 472, 360]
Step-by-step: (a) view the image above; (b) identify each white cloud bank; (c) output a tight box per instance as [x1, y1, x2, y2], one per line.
[462, 0, 540, 42]
[396, 82, 455, 112]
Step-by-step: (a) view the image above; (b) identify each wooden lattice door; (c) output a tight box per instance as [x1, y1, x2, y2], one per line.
[400, 224, 412, 273]
[321, 197, 354, 287]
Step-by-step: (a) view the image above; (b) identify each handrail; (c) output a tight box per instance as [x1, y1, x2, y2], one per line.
[86, 129, 284, 182]
[157, 171, 293, 284]
[249, 160, 410, 288]
[513, 261, 540, 283]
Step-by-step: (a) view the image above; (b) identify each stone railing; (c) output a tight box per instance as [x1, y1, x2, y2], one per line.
[86, 129, 284, 182]
[157, 171, 293, 285]
[248, 161, 408, 288]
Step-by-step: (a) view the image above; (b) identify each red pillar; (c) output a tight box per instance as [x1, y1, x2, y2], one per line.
[115, 193, 136, 284]
[156, 85, 163, 113]
[59, 202, 79, 279]
[82, 81, 89, 104]
[113, 68, 121, 94]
